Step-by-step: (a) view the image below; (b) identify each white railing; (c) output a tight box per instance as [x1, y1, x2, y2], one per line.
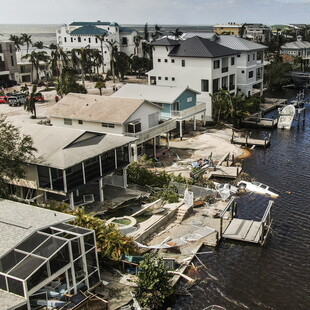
[171, 103, 206, 119]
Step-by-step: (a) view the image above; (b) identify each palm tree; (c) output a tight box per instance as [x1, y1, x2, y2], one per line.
[133, 35, 143, 56]
[144, 23, 149, 42]
[32, 41, 46, 49]
[239, 23, 247, 38]
[105, 41, 118, 83]
[24, 84, 37, 119]
[9, 35, 23, 51]
[50, 47, 69, 78]
[210, 89, 233, 123]
[91, 50, 103, 78]
[170, 28, 183, 40]
[49, 43, 57, 50]
[20, 33, 32, 54]
[95, 33, 108, 74]
[153, 24, 163, 41]
[95, 80, 106, 95]
[22, 51, 39, 82]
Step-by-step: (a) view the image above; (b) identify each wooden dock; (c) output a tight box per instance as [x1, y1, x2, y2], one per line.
[220, 200, 274, 245]
[231, 131, 271, 148]
[206, 166, 242, 179]
[241, 117, 278, 128]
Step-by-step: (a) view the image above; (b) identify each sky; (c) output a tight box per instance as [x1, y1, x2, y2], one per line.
[0, 0, 309, 25]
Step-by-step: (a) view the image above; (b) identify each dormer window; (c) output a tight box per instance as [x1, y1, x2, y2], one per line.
[127, 120, 141, 133]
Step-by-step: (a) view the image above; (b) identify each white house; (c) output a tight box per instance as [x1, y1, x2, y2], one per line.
[147, 36, 239, 119]
[49, 93, 177, 161]
[0, 199, 101, 310]
[0, 39, 19, 84]
[183, 33, 267, 96]
[281, 35, 310, 66]
[57, 22, 142, 71]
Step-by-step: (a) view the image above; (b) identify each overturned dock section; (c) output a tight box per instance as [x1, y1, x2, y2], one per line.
[221, 200, 274, 245]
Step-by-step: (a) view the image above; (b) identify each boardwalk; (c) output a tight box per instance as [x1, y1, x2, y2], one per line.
[231, 134, 271, 147]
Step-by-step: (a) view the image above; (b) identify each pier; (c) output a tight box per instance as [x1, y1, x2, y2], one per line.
[231, 131, 271, 148]
[220, 200, 273, 245]
[241, 117, 278, 128]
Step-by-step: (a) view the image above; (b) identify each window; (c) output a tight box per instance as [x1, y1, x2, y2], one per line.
[89, 38, 91, 43]
[122, 37, 128, 46]
[78, 37, 82, 42]
[64, 37, 67, 43]
[158, 59, 161, 62]
[253, 53, 255, 60]
[231, 57, 235, 66]
[164, 59, 168, 63]
[95, 38, 98, 43]
[11, 56, 14, 66]
[213, 78, 220, 93]
[171, 59, 175, 63]
[158, 76, 161, 80]
[249, 71, 254, 78]
[242, 70, 245, 74]
[127, 121, 141, 133]
[229, 74, 235, 90]
[213, 60, 220, 69]
[78, 120, 83, 125]
[222, 76, 228, 90]
[172, 77, 175, 81]
[64, 118, 72, 125]
[0, 45, 2, 53]
[248, 54, 250, 62]
[165, 77, 168, 80]
[237, 54, 240, 58]
[9, 45, 12, 53]
[201, 79, 209, 92]
[182, 60, 185, 67]
[71, 37, 73, 43]
[102, 123, 115, 128]
[172, 101, 180, 111]
[221, 57, 228, 72]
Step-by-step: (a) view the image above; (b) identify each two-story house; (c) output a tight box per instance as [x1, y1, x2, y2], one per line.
[0, 39, 19, 84]
[147, 36, 239, 120]
[57, 22, 142, 71]
[49, 93, 176, 161]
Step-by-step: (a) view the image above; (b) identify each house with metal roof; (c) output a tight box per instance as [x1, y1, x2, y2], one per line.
[147, 36, 239, 119]
[281, 36, 310, 66]
[112, 84, 206, 139]
[49, 93, 176, 162]
[0, 199, 101, 310]
[8, 122, 136, 208]
[57, 21, 142, 71]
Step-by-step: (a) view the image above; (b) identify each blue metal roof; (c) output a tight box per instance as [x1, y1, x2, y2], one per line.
[70, 21, 110, 26]
[120, 27, 136, 33]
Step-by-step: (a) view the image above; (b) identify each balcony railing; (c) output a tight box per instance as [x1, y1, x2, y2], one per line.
[222, 67, 228, 73]
[125, 119, 177, 143]
[171, 103, 206, 119]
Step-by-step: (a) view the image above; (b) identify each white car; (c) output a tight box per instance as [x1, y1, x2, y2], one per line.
[237, 181, 279, 197]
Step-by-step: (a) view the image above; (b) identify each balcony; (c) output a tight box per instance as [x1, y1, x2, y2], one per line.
[256, 74, 262, 81]
[171, 103, 206, 120]
[222, 67, 228, 73]
[125, 119, 177, 143]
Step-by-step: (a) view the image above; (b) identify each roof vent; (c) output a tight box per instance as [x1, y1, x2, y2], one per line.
[297, 35, 302, 42]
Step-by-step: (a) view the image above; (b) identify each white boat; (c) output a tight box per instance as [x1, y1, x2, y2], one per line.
[237, 181, 279, 197]
[277, 104, 295, 129]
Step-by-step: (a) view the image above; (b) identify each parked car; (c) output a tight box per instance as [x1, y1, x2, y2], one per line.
[0, 79, 18, 88]
[28, 92, 45, 103]
[8, 94, 27, 107]
[0, 95, 8, 103]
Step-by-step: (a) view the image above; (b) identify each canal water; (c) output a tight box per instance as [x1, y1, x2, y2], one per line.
[175, 89, 310, 310]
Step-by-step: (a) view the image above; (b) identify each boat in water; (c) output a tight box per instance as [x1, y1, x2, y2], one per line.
[277, 104, 295, 129]
[237, 181, 279, 197]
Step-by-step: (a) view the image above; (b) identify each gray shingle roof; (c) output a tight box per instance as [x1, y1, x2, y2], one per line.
[70, 25, 108, 36]
[150, 38, 180, 46]
[0, 199, 75, 257]
[281, 40, 310, 49]
[168, 36, 239, 58]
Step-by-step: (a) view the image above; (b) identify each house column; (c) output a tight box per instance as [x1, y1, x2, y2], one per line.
[114, 149, 118, 169]
[99, 177, 104, 202]
[63, 170, 67, 193]
[43, 191, 47, 202]
[179, 121, 183, 141]
[99, 155, 103, 176]
[166, 132, 170, 149]
[69, 192, 74, 209]
[194, 116, 197, 130]
[153, 137, 157, 159]
[82, 162, 86, 184]
[48, 168, 53, 190]
[123, 167, 128, 188]
[133, 144, 138, 162]
[203, 111, 206, 126]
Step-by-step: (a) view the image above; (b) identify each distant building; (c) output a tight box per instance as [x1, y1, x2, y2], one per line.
[147, 36, 239, 119]
[0, 199, 101, 310]
[214, 22, 242, 36]
[0, 39, 19, 84]
[244, 23, 271, 42]
[281, 36, 310, 66]
[57, 21, 142, 71]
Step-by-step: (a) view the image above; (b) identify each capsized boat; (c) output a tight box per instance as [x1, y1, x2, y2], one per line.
[237, 181, 279, 197]
[277, 104, 295, 129]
